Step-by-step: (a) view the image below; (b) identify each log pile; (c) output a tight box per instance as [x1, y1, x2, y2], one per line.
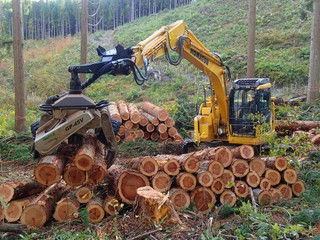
[110, 100, 183, 143]
[0, 140, 306, 227]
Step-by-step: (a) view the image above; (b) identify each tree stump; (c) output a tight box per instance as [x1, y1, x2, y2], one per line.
[169, 188, 191, 211]
[135, 186, 172, 223]
[34, 155, 66, 186]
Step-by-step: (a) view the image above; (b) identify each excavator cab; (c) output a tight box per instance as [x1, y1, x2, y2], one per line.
[229, 78, 272, 140]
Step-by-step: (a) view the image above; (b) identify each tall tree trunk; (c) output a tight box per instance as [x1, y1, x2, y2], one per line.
[12, 0, 26, 133]
[80, 0, 88, 82]
[307, 0, 320, 103]
[247, 0, 256, 78]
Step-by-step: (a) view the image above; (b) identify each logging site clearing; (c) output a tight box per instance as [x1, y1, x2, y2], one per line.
[0, 100, 320, 240]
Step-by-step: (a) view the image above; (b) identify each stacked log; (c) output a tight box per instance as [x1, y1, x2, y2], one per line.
[0, 142, 307, 227]
[113, 100, 182, 143]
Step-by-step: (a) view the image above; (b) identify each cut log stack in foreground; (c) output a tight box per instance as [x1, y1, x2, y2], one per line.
[110, 100, 183, 143]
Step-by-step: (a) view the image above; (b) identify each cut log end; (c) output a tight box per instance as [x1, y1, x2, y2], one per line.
[20, 205, 47, 228]
[0, 183, 14, 202]
[231, 159, 249, 178]
[176, 172, 197, 191]
[283, 168, 297, 184]
[76, 186, 93, 204]
[163, 159, 180, 176]
[151, 172, 171, 193]
[220, 190, 237, 207]
[220, 170, 235, 189]
[208, 161, 224, 178]
[191, 187, 216, 214]
[197, 171, 214, 187]
[104, 197, 121, 215]
[53, 198, 79, 222]
[234, 181, 249, 198]
[118, 170, 150, 204]
[265, 169, 281, 186]
[249, 158, 266, 177]
[246, 171, 261, 188]
[140, 157, 159, 177]
[169, 188, 190, 211]
[292, 180, 305, 197]
[35, 163, 62, 186]
[87, 203, 105, 223]
[211, 178, 225, 195]
[63, 165, 86, 187]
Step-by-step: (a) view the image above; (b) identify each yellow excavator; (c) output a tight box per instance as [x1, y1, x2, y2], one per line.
[123, 20, 275, 146]
[32, 20, 274, 164]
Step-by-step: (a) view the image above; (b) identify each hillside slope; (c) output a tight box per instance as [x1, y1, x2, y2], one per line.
[0, 0, 314, 135]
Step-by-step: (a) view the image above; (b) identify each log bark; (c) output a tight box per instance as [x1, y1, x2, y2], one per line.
[210, 178, 225, 195]
[207, 161, 224, 178]
[175, 172, 197, 191]
[234, 181, 249, 198]
[141, 111, 159, 126]
[135, 186, 172, 224]
[34, 155, 66, 186]
[53, 196, 80, 222]
[117, 100, 130, 121]
[231, 145, 255, 160]
[75, 185, 93, 204]
[259, 178, 272, 191]
[107, 102, 122, 124]
[151, 171, 171, 193]
[265, 169, 281, 186]
[4, 196, 35, 222]
[156, 157, 180, 176]
[249, 158, 266, 177]
[0, 205, 3, 222]
[277, 184, 293, 200]
[20, 182, 66, 227]
[246, 171, 261, 188]
[177, 153, 200, 173]
[104, 197, 121, 215]
[311, 134, 320, 145]
[139, 111, 149, 127]
[263, 156, 288, 172]
[0, 180, 46, 202]
[142, 101, 169, 121]
[73, 131, 96, 171]
[282, 168, 297, 184]
[231, 159, 249, 178]
[207, 147, 233, 167]
[292, 180, 305, 197]
[196, 170, 214, 187]
[87, 144, 108, 184]
[275, 120, 320, 132]
[125, 156, 159, 177]
[220, 169, 235, 189]
[191, 187, 216, 214]
[86, 197, 105, 223]
[169, 188, 190, 211]
[108, 165, 150, 205]
[63, 163, 86, 187]
[220, 190, 237, 207]
[252, 189, 272, 205]
[128, 103, 141, 124]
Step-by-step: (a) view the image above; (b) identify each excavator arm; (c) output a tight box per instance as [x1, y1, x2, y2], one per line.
[128, 20, 231, 139]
